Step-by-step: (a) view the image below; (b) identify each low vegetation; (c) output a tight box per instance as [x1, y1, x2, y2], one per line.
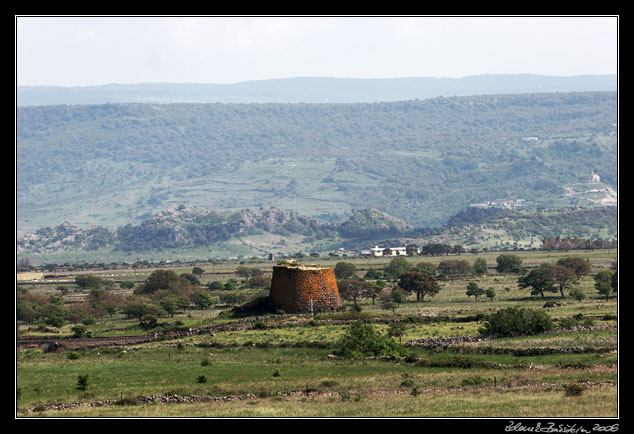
[16, 248, 617, 418]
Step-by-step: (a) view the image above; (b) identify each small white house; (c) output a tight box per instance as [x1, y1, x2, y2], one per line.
[369, 246, 408, 257]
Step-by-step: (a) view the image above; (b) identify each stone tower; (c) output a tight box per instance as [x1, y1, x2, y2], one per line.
[268, 263, 342, 313]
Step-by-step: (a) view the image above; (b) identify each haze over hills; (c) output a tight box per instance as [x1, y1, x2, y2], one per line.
[16, 90, 617, 241]
[17, 74, 617, 105]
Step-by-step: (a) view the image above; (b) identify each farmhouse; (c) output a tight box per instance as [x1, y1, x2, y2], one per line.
[366, 246, 411, 257]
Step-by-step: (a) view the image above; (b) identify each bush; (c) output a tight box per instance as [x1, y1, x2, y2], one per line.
[76, 374, 89, 391]
[335, 321, 403, 358]
[479, 307, 554, 336]
[563, 383, 586, 397]
[71, 325, 88, 338]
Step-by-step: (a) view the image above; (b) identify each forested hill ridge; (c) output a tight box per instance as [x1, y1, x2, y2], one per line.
[16, 205, 617, 264]
[17, 91, 617, 235]
[17, 74, 616, 105]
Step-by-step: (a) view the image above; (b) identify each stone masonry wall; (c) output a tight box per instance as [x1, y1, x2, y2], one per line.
[268, 265, 342, 313]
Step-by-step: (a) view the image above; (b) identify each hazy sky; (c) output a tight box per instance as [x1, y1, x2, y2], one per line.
[15, 15, 618, 87]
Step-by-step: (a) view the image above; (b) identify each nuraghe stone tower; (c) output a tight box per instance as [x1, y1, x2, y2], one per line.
[268, 263, 342, 313]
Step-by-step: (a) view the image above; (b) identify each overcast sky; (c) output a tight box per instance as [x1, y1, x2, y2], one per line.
[15, 15, 618, 87]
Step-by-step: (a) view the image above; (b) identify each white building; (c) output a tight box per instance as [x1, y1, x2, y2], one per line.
[368, 246, 408, 257]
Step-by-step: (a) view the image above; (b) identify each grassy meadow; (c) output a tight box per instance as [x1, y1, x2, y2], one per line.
[16, 249, 618, 418]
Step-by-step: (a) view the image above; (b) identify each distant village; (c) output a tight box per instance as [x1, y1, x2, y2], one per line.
[469, 198, 525, 209]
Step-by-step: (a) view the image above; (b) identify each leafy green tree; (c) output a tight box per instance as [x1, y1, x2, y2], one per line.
[390, 288, 407, 305]
[397, 271, 441, 302]
[466, 282, 485, 302]
[496, 254, 524, 274]
[556, 257, 591, 277]
[334, 262, 358, 280]
[160, 295, 190, 317]
[485, 287, 496, 301]
[338, 279, 371, 305]
[191, 291, 216, 309]
[207, 280, 224, 290]
[517, 264, 557, 298]
[387, 322, 407, 343]
[136, 270, 187, 295]
[549, 264, 578, 298]
[472, 257, 488, 275]
[192, 266, 205, 277]
[248, 274, 271, 289]
[180, 273, 201, 286]
[414, 262, 437, 276]
[364, 268, 383, 280]
[405, 244, 419, 256]
[594, 270, 615, 301]
[569, 287, 586, 302]
[384, 256, 412, 280]
[437, 259, 472, 279]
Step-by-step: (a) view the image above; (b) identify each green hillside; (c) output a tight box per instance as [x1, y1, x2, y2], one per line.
[17, 92, 617, 236]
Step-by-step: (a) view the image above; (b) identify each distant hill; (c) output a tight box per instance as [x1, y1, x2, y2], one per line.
[16, 205, 617, 265]
[16, 206, 412, 257]
[17, 74, 617, 106]
[16, 91, 617, 235]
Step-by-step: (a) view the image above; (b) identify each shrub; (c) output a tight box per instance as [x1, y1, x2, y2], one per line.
[71, 325, 88, 338]
[563, 383, 586, 397]
[479, 307, 554, 336]
[76, 374, 89, 391]
[196, 375, 207, 384]
[335, 321, 403, 358]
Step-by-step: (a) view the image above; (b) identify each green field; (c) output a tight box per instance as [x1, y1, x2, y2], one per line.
[16, 249, 618, 418]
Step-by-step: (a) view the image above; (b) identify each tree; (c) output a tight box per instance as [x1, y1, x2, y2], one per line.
[549, 264, 578, 298]
[390, 288, 407, 305]
[485, 287, 496, 301]
[235, 266, 253, 278]
[397, 271, 440, 302]
[192, 266, 205, 277]
[380, 294, 398, 314]
[437, 259, 472, 279]
[364, 268, 383, 280]
[248, 274, 271, 289]
[384, 256, 412, 280]
[366, 284, 384, 305]
[465, 282, 485, 302]
[594, 270, 615, 301]
[338, 279, 371, 305]
[569, 287, 586, 302]
[453, 245, 465, 255]
[496, 254, 524, 274]
[191, 291, 216, 309]
[405, 244, 419, 256]
[207, 280, 224, 290]
[472, 257, 488, 275]
[334, 262, 358, 280]
[136, 270, 187, 295]
[387, 322, 407, 343]
[556, 257, 591, 277]
[517, 264, 557, 298]
[160, 295, 189, 317]
[415, 262, 437, 276]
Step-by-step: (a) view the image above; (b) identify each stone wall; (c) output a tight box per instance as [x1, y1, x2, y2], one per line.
[268, 265, 342, 313]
